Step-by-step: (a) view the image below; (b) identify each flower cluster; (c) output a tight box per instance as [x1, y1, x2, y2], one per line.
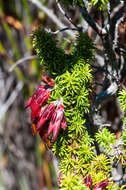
[25, 76, 67, 142]
[84, 175, 109, 190]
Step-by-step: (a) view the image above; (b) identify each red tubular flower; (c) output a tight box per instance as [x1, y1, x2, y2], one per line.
[30, 100, 40, 121]
[32, 90, 50, 121]
[38, 106, 46, 119]
[84, 175, 92, 189]
[93, 180, 109, 190]
[25, 86, 67, 143]
[36, 90, 50, 105]
[25, 85, 45, 109]
[37, 104, 55, 131]
[42, 76, 55, 87]
[25, 85, 50, 121]
[32, 85, 46, 100]
[48, 104, 64, 142]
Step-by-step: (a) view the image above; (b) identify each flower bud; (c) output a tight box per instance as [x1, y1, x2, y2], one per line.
[25, 85, 50, 122]
[25, 85, 45, 109]
[37, 104, 55, 131]
[52, 105, 64, 141]
[30, 99, 40, 121]
[36, 90, 50, 105]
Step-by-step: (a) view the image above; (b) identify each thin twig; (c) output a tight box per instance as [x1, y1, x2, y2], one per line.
[57, 3, 79, 29]
[107, 2, 111, 29]
[100, 11, 105, 28]
[94, 2, 124, 48]
[113, 15, 125, 50]
[48, 26, 82, 34]
[110, 2, 124, 20]
[79, 4, 107, 36]
[92, 81, 118, 112]
[29, 0, 75, 37]
[8, 55, 38, 72]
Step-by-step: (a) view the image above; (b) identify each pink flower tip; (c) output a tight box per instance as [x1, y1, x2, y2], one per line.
[47, 104, 66, 142]
[84, 175, 92, 189]
[93, 180, 109, 190]
[52, 104, 64, 141]
[36, 89, 50, 105]
[61, 117, 67, 130]
[37, 104, 55, 131]
[57, 172, 63, 186]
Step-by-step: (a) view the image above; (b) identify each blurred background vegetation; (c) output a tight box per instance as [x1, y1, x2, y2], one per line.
[0, 0, 79, 189]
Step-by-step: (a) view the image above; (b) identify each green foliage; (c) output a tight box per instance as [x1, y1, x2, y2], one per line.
[118, 90, 126, 112]
[122, 129, 126, 148]
[59, 153, 114, 190]
[33, 27, 71, 75]
[58, 0, 108, 9]
[95, 128, 116, 152]
[118, 90, 126, 125]
[68, 114, 86, 137]
[85, 154, 111, 186]
[33, 26, 118, 189]
[73, 33, 95, 61]
[106, 183, 120, 190]
[92, 154, 111, 172]
[51, 59, 92, 112]
[59, 172, 89, 190]
[33, 30, 94, 181]
[50, 58, 93, 173]
[33, 28, 94, 76]
[113, 90, 126, 173]
[89, 0, 108, 9]
[118, 90, 126, 164]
